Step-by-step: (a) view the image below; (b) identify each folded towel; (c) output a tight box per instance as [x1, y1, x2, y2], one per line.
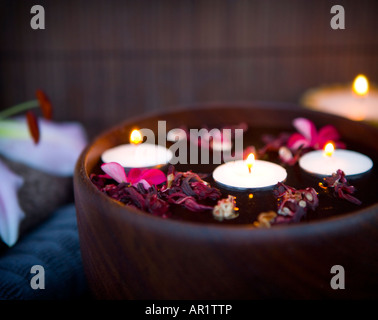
[0, 204, 88, 300]
[0, 156, 74, 239]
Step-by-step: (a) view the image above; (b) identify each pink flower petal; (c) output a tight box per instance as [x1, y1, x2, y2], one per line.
[101, 162, 127, 183]
[316, 125, 341, 149]
[292, 118, 317, 143]
[127, 168, 143, 184]
[97, 173, 113, 179]
[287, 133, 310, 150]
[139, 168, 167, 186]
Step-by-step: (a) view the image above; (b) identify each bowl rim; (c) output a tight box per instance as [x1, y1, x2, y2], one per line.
[75, 102, 378, 238]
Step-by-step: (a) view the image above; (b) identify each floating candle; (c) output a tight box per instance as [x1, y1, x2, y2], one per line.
[212, 153, 287, 190]
[301, 74, 378, 123]
[101, 129, 173, 169]
[299, 142, 373, 176]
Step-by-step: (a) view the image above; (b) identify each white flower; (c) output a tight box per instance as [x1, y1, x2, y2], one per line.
[0, 118, 87, 176]
[0, 117, 87, 246]
[0, 160, 25, 247]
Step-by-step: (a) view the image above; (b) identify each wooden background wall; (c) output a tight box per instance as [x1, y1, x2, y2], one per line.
[1, 0, 377, 138]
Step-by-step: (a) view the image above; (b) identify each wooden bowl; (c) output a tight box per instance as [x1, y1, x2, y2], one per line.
[74, 103, 378, 299]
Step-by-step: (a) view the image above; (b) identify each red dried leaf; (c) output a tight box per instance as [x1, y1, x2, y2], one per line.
[145, 193, 170, 217]
[323, 169, 361, 205]
[182, 197, 214, 212]
[190, 181, 221, 200]
[92, 165, 222, 217]
[162, 165, 221, 202]
[274, 182, 319, 223]
[167, 193, 213, 212]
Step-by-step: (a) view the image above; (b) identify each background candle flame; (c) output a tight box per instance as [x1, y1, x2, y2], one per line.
[324, 142, 335, 157]
[353, 74, 369, 96]
[130, 129, 143, 144]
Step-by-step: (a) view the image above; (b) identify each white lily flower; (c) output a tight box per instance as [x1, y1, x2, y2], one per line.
[0, 160, 25, 247]
[0, 118, 87, 176]
[0, 92, 88, 246]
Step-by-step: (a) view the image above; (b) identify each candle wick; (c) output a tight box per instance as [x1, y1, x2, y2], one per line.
[248, 164, 252, 174]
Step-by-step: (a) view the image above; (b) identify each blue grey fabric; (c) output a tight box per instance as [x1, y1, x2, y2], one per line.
[0, 204, 88, 300]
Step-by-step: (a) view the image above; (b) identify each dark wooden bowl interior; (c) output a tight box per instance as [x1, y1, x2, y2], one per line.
[74, 102, 378, 299]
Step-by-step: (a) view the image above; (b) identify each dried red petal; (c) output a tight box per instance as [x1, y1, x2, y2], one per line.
[92, 165, 223, 217]
[90, 173, 113, 189]
[181, 177, 197, 197]
[338, 191, 362, 206]
[303, 187, 319, 210]
[26, 111, 40, 144]
[36, 89, 53, 120]
[163, 166, 221, 203]
[190, 181, 221, 200]
[275, 182, 319, 224]
[322, 169, 361, 205]
[182, 197, 214, 212]
[145, 193, 170, 217]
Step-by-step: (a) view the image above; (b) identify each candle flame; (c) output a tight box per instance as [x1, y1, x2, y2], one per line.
[130, 129, 143, 145]
[353, 74, 369, 96]
[246, 153, 255, 173]
[324, 142, 334, 157]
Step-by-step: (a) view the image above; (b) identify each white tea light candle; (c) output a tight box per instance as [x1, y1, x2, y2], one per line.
[212, 153, 287, 190]
[299, 143, 373, 176]
[101, 129, 173, 168]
